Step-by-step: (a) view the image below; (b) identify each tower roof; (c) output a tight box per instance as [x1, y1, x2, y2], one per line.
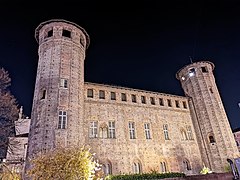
[176, 61, 215, 80]
[35, 19, 90, 48]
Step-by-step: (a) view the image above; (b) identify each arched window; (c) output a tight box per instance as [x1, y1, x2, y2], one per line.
[183, 159, 191, 170]
[160, 161, 167, 173]
[133, 162, 141, 174]
[102, 161, 112, 175]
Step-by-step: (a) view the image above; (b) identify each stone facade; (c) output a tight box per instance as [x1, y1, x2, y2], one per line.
[25, 19, 239, 176]
[233, 128, 240, 152]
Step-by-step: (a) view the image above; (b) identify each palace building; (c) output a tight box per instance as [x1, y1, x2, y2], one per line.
[23, 19, 239, 176]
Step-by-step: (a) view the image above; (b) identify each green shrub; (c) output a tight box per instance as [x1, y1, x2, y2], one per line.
[105, 172, 185, 180]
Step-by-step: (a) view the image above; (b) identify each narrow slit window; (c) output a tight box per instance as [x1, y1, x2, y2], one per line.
[141, 96, 146, 104]
[60, 79, 68, 88]
[183, 101, 187, 109]
[41, 90, 46, 100]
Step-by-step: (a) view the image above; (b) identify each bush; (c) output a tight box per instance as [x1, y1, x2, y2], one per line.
[105, 172, 185, 180]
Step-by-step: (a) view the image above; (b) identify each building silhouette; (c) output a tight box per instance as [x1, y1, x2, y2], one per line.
[24, 19, 239, 176]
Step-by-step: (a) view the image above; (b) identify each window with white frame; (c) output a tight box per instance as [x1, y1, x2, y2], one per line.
[163, 124, 170, 140]
[58, 111, 67, 129]
[133, 162, 141, 174]
[160, 162, 167, 173]
[144, 123, 151, 139]
[89, 121, 98, 138]
[109, 121, 116, 138]
[129, 122, 136, 139]
[60, 78, 68, 88]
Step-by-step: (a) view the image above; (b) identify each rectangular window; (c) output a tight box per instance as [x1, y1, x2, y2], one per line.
[167, 99, 172, 107]
[150, 97, 155, 105]
[58, 111, 67, 129]
[183, 101, 187, 109]
[60, 78, 68, 88]
[201, 66, 208, 73]
[62, 29, 71, 38]
[110, 92, 116, 100]
[41, 90, 46, 100]
[87, 89, 93, 98]
[109, 121, 116, 138]
[141, 96, 146, 104]
[175, 100, 180, 108]
[89, 121, 98, 138]
[144, 123, 151, 139]
[129, 122, 136, 139]
[131, 94, 137, 103]
[47, 29, 53, 37]
[99, 90, 105, 99]
[163, 124, 170, 140]
[121, 93, 127, 101]
[159, 98, 164, 106]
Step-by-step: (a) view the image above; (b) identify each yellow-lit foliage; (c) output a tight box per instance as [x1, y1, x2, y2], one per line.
[26, 146, 99, 180]
[0, 163, 21, 180]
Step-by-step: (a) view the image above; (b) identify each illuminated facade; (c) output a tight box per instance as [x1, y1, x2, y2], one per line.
[25, 19, 239, 176]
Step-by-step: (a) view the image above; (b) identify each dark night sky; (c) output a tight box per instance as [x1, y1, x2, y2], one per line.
[0, 1, 239, 130]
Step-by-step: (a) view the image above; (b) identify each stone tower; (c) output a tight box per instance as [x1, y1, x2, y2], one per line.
[176, 61, 239, 172]
[26, 19, 90, 157]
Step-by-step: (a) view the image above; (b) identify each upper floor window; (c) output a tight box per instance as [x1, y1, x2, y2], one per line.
[129, 122, 136, 139]
[183, 101, 187, 109]
[132, 94, 137, 103]
[47, 29, 53, 38]
[209, 135, 215, 143]
[159, 98, 164, 106]
[110, 92, 116, 100]
[163, 124, 170, 140]
[188, 68, 195, 77]
[201, 66, 208, 73]
[58, 111, 67, 129]
[175, 100, 180, 108]
[167, 99, 172, 107]
[89, 121, 98, 138]
[40, 89, 46, 100]
[121, 93, 127, 101]
[144, 123, 151, 139]
[99, 90, 105, 99]
[108, 121, 116, 138]
[141, 96, 146, 104]
[87, 89, 93, 98]
[80, 35, 85, 47]
[62, 29, 71, 38]
[150, 97, 155, 105]
[60, 78, 68, 88]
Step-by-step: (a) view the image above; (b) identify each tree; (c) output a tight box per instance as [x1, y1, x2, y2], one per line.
[26, 146, 100, 180]
[0, 67, 19, 160]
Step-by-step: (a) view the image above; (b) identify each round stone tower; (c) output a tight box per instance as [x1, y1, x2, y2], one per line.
[27, 19, 90, 157]
[176, 61, 239, 172]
